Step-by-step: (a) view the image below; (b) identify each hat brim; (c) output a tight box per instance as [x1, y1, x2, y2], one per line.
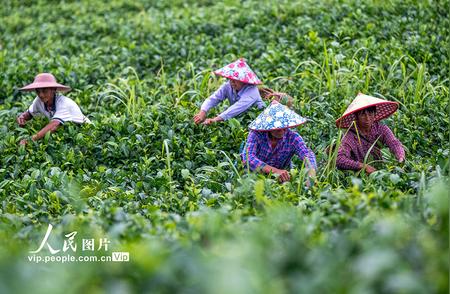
[20, 82, 71, 92]
[213, 71, 263, 85]
[249, 121, 307, 132]
[335, 101, 398, 128]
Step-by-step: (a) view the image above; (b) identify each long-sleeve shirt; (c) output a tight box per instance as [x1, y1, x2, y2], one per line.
[200, 81, 266, 120]
[241, 129, 317, 171]
[336, 122, 405, 171]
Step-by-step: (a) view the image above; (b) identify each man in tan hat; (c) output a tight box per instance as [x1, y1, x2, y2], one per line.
[335, 93, 405, 174]
[241, 101, 316, 184]
[16, 73, 90, 145]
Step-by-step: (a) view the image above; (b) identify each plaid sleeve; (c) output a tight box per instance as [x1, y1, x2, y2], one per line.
[378, 124, 405, 161]
[241, 131, 266, 171]
[292, 133, 317, 169]
[336, 134, 362, 171]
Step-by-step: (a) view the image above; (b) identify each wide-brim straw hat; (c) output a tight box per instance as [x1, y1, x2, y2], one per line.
[249, 101, 307, 131]
[20, 73, 71, 92]
[335, 93, 398, 128]
[214, 58, 262, 85]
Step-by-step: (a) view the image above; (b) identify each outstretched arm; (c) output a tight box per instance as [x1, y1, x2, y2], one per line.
[241, 131, 290, 182]
[379, 124, 405, 162]
[292, 134, 317, 169]
[241, 132, 267, 171]
[194, 83, 229, 124]
[217, 93, 258, 121]
[292, 134, 317, 186]
[20, 120, 61, 145]
[33, 120, 61, 140]
[336, 141, 376, 174]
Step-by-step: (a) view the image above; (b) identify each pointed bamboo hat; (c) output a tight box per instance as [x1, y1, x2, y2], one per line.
[214, 58, 262, 85]
[335, 93, 398, 128]
[249, 101, 307, 131]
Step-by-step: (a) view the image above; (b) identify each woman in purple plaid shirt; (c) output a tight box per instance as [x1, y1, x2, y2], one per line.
[335, 93, 405, 174]
[241, 101, 317, 184]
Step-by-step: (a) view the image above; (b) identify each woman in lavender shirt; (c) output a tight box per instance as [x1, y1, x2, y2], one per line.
[193, 58, 266, 125]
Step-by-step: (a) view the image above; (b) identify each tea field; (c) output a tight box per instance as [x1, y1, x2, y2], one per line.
[0, 0, 448, 293]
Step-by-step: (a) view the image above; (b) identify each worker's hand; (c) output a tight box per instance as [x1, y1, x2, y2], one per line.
[305, 169, 317, 188]
[272, 168, 290, 182]
[193, 110, 207, 124]
[203, 118, 216, 125]
[364, 164, 376, 174]
[203, 116, 224, 125]
[17, 114, 27, 127]
[19, 139, 28, 145]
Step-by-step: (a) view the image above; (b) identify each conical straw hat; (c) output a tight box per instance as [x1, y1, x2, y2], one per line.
[214, 58, 262, 85]
[249, 102, 307, 131]
[335, 93, 398, 128]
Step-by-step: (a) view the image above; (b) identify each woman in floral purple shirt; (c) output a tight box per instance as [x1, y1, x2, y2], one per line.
[241, 102, 317, 183]
[335, 93, 405, 174]
[193, 58, 265, 125]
